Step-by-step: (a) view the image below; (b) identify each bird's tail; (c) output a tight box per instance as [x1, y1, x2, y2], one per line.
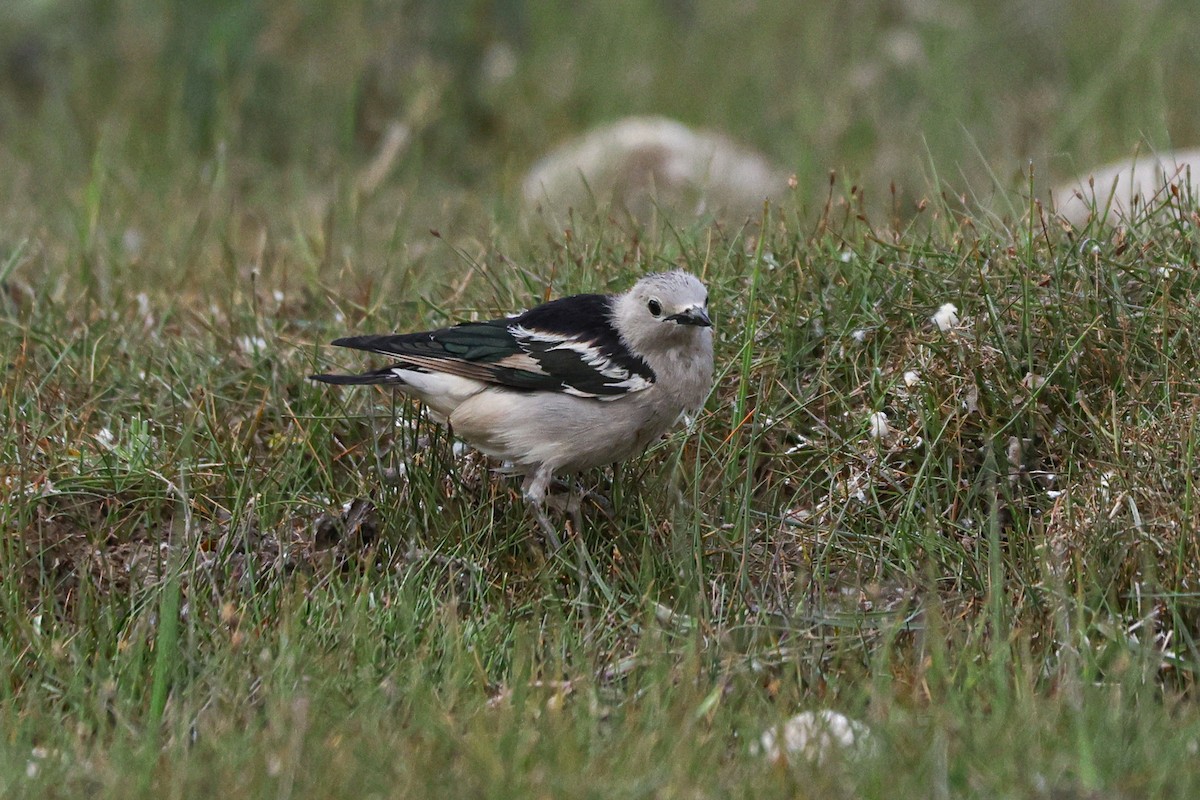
[309, 366, 401, 385]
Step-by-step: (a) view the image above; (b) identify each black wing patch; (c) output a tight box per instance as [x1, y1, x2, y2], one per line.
[329, 294, 656, 398]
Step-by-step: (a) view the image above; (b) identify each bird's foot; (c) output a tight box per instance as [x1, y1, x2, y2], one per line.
[543, 486, 581, 516]
[544, 482, 615, 532]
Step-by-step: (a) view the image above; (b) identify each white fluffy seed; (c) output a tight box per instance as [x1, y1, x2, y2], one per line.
[931, 303, 959, 331]
[868, 411, 890, 439]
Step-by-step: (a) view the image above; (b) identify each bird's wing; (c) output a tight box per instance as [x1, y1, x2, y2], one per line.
[331, 294, 657, 399]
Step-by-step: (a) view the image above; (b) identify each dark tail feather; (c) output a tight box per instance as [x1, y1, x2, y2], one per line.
[330, 334, 412, 354]
[309, 367, 400, 386]
[330, 335, 374, 350]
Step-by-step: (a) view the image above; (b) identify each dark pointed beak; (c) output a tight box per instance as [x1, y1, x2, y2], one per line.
[667, 306, 712, 327]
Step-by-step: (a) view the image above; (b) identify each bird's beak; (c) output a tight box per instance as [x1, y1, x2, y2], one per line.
[667, 306, 712, 327]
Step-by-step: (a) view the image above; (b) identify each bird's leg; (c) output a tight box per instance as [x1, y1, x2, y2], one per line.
[545, 481, 605, 541]
[564, 482, 585, 537]
[522, 466, 563, 550]
[524, 471, 612, 606]
[530, 502, 563, 551]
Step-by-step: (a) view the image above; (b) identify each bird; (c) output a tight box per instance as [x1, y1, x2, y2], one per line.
[311, 270, 714, 546]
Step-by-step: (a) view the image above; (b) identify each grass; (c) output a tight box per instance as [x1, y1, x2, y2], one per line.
[4, 1, 1200, 797]
[5, 190, 1200, 798]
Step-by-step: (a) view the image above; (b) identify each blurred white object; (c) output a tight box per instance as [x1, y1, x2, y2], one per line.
[1053, 148, 1200, 227]
[754, 710, 872, 765]
[868, 411, 891, 439]
[523, 116, 787, 223]
[931, 302, 959, 332]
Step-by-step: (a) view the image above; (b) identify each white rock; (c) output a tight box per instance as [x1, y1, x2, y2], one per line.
[754, 710, 872, 765]
[481, 42, 517, 85]
[236, 335, 267, 354]
[1053, 148, 1200, 227]
[122, 227, 144, 258]
[523, 116, 787, 224]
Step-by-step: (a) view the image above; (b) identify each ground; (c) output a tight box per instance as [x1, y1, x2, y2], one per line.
[3, 2, 1200, 798]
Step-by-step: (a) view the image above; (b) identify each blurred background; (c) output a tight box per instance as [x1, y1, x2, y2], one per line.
[1, 0, 1198, 285]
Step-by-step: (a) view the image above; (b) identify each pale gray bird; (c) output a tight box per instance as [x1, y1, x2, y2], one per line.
[311, 271, 714, 545]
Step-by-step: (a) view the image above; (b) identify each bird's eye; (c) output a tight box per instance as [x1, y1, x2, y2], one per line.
[647, 299, 662, 317]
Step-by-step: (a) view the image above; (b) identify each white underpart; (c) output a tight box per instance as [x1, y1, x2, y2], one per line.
[391, 368, 487, 421]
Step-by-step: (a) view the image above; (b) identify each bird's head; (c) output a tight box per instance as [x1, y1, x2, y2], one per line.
[613, 270, 712, 353]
